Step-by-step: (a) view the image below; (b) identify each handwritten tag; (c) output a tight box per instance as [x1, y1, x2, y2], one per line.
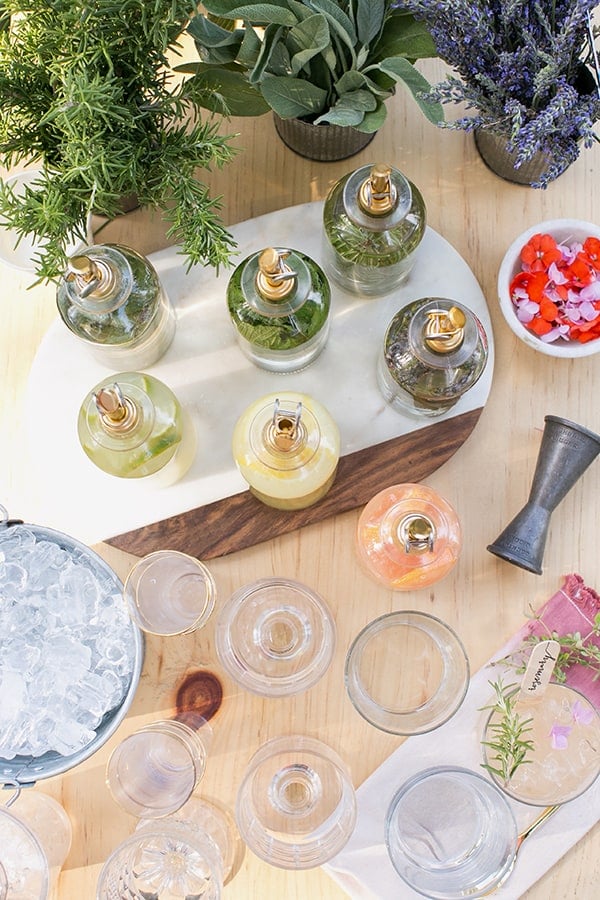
[518, 639, 561, 701]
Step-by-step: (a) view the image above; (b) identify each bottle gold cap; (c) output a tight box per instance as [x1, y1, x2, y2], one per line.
[423, 307, 466, 353]
[94, 384, 138, 433]
[358, 164, 397, 216]
[255, 248, 297, 301]
[397, 513, 436, 554]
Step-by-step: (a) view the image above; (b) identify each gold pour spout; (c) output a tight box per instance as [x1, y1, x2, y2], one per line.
[398, 514, 436, 554]
[94, 384, 138, 433]
[256, 248, 297, 301]
[424, 306, 466, 353]
[66, 254, 112, 299]
[270, 398, 304, 452]
[358, 164, 397, 216]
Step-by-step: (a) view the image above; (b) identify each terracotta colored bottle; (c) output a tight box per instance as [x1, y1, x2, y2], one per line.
[356, 483, 461, 589]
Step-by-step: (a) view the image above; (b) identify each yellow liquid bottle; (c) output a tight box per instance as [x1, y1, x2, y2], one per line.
[232, 391, 340, 510]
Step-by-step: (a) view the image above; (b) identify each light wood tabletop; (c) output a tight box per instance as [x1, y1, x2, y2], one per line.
[2, 56, 600, 899]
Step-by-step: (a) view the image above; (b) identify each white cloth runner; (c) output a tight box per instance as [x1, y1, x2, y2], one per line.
[324, 575, 600, 899]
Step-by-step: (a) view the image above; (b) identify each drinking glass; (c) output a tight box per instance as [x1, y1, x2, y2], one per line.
[106, 718, 212, 818]
[345, 611, 469, 734]
[482, 681, 600, 806]
[216, 578, 336, 697]
[7, 791, 72, 890]
[123, 550, 216, 636]
[385, 766, 518, 899]
[0, 805, 49, 900]
[97, 797, 236, 899]
[235, 735, 356, 869]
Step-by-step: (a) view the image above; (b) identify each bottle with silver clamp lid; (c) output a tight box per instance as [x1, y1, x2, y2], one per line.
[322, 163, 426, 296]
[226, 247, 331, 372]
[232, 391, 340, 509]
[377, 297, 489, 417]
[356, 483, 462, 589]
[57, 243, 175, 369]
[77, 372, 195, 483]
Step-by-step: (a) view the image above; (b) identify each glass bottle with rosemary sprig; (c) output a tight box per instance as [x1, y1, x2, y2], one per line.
[77, 371, 195, 483]
[322, 163, 426, 296]
[226, 246, 331, 372]
[56, 244, 176, 370]
[377, 297, 489, 417]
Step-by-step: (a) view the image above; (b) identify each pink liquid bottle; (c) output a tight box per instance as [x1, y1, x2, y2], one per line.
[356, 483, 462, 590]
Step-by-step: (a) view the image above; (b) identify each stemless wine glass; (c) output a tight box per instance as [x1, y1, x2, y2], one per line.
[106, 718, 212, 818]
[345, 611, 470, 734]
[97, 797, 236, 899]
[123, 550, 216, 636]
[385, 766, 518, 899]
[235, 735, 356, 869]
[215, 578, 336, 697]
[482, 681, 600, 806]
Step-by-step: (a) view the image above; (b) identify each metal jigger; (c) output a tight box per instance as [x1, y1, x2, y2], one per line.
[487, 415, 600, 574]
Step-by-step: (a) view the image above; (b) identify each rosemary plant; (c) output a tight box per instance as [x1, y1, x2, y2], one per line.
[495, 614, 600, 684]
[481, 678, 535, 786]
[0, 1, 237, 281]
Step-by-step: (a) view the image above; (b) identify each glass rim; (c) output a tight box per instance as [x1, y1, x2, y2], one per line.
[123, 549, 216, 636]
[344, 610, 470, 735]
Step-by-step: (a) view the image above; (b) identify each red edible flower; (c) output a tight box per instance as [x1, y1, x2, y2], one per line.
[520, 233, 562, 272]
[582, 237, 600, 272]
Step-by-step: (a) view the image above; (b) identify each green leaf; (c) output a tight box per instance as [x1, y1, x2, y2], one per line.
[248, 24, 284, 83]
[237, 22, 263, 68]
[260, 73, 328, 117]
[288, 15, 330, 76]
[305, 0, 357, 47]
[355, 0, 385, 46]
[354, 100, 387, 133]
[183, 66, 270, 116]
[372, 11, 438, 62]
[377, 58, 444, 124]
[202, 1, 299, 26]
[314, 89, 376, 126]
[187, 16, 244, 64]
[335, 70, 366, 94]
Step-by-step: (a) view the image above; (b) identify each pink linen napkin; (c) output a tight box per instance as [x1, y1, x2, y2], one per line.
[325, 574, 600, 899]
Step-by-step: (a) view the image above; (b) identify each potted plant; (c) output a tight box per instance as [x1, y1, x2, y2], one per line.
[398, 0, 600, 187]
[0, 0, 237, 282]
[182, 0, 443, 161]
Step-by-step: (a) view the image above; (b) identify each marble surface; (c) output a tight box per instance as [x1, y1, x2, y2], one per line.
[25, 200, 494, 547]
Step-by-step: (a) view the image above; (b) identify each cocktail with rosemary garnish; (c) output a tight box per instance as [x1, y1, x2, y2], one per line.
[482, 677, 600, 806]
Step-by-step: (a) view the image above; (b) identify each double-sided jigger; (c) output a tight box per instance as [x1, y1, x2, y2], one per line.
[488, 415, 600, 574]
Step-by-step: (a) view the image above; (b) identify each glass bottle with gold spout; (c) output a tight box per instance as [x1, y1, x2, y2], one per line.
[356, 483, 462, 590]
[226, 246, 331, 372]
[322, 163, 426, 296]
[77, 372, 195, 483]
[56, 243, 176, 369]
[232, 392, 340, 510]
[377, 298, 489, 417]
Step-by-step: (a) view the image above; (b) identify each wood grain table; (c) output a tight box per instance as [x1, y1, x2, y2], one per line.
[2, 57, 600, 899]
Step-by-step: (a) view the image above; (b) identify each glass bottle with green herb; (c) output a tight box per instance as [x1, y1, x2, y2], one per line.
[57, 244, 176, 370]
[77, 372, 194, 482]
[377, 298, 489, 417]
[322, 163, 426, 296]
[226, 246, 330, 372]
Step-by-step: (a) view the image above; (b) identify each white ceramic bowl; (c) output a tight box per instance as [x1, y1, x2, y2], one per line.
[497, 218, 600, 358]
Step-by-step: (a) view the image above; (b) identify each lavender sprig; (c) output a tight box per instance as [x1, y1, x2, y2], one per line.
[395, 0, 600, 186]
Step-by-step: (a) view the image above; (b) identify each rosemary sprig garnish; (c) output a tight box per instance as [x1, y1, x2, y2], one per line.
[481, 678, 535, 786]
[493, 612, 600, 684]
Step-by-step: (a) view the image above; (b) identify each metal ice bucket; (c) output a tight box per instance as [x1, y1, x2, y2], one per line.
[0, 511, 144, 786]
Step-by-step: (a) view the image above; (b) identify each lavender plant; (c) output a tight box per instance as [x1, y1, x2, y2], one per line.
[396, 1, 600, 186]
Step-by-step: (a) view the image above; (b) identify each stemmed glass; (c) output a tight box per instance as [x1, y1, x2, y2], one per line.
[216, 578, 336, 697]
[235, 735, 356, 869]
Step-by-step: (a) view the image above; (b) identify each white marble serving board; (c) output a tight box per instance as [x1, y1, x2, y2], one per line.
[24, 201, 494, 547]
